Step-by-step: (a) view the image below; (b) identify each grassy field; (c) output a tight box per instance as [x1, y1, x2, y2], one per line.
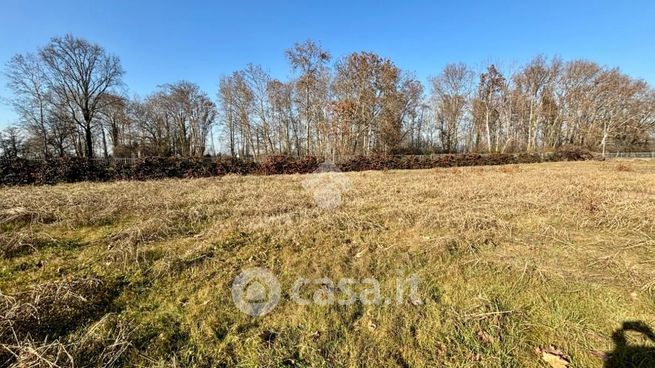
[1, 160, 654, 367]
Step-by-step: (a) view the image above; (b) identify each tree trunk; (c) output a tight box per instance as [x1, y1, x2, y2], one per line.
[485, 106, 492, 153]
[85, 124, 94, 158]
[601, 120, 610, 157]
[102, 127, 109, 158]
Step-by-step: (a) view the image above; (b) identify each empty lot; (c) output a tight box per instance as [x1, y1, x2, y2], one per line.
[1, 160, 654, 367]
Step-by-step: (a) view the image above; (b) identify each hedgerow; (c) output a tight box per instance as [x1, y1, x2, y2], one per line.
[0, 147, 592, 186]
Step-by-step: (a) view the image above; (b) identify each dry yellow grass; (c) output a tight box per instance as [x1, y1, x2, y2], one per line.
[1, 159, 654, 367]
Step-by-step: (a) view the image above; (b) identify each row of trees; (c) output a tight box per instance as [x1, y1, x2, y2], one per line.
[2, 35, 654, 159]
[2, 35, 217, 159]
[218, 49, 423, 159]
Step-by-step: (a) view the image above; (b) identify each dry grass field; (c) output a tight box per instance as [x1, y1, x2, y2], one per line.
[1, 160, 655, 367]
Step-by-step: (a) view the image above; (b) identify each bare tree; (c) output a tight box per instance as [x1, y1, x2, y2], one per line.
[430, 63, 474, 152]
[243, 64, 275, 155]
[158, 82, 216, 157]
[475, 65, 505, 152]
[5, 53, 51, 157]
[6, 36, 655, 158]
[513, 56, 561, 151]
[267, 79, 298, 155]
[129, 95, 172, 157]
[286, 40, 331, 155]
[594, 69, 650, 156]
[219, 71, 257, 158]
[0, 126, 24, 158]
[40, 34, 124, 158]
[97, 94, 129, 157]
[218, 75, 238, 156]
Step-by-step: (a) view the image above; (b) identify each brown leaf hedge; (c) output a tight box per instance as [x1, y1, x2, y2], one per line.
[0, 147, 592, 186]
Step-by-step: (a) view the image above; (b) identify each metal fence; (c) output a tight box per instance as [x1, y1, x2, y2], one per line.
[607, 152, 655, 159]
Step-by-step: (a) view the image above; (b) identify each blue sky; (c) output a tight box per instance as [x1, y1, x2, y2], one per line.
[1, 0, 654, 128]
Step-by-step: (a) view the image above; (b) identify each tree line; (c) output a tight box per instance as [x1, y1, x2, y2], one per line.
[2, 35, 654, 160]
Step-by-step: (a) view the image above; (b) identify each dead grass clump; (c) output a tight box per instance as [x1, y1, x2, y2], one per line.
[564, 186, 608, 215]
[443, 236, 481, 256]
[65, 314, 133, 367]
[452, 214, 509, 232]
[0, 233, 51, 259]
[109, 208, 210, 248]
[616, 163, 634, 172]
[499, 165, 522, 174]
[149, 242, 219, 278]
[0, 277, 120, 343]
[583, 198, 601, 214]
[434, 234, 498, 258]
[0, 207, 58, 227]
[0, 233, 82, 259]
[1, 338, 74, 368]
[108, 219, 173, 248]
[579, 192, 605, 214]
[1, 314, 133, 368]
[104, 208, 212, 268]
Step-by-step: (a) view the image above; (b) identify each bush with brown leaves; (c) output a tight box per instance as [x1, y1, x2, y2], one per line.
[0, 147, 592, 186]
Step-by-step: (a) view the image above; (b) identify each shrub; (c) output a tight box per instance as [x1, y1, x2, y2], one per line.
[259, 155, 321, 175]
[551, 145, 594, 161]
[0, 149, 592, 186]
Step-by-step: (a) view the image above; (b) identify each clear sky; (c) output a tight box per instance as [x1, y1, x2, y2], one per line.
[1, 0, 654, 128]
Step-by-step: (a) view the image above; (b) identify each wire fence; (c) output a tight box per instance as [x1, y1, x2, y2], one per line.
[606, 152, 655, 159]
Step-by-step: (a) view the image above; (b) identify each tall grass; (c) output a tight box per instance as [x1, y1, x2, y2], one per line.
[0, 159, 653, 367]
